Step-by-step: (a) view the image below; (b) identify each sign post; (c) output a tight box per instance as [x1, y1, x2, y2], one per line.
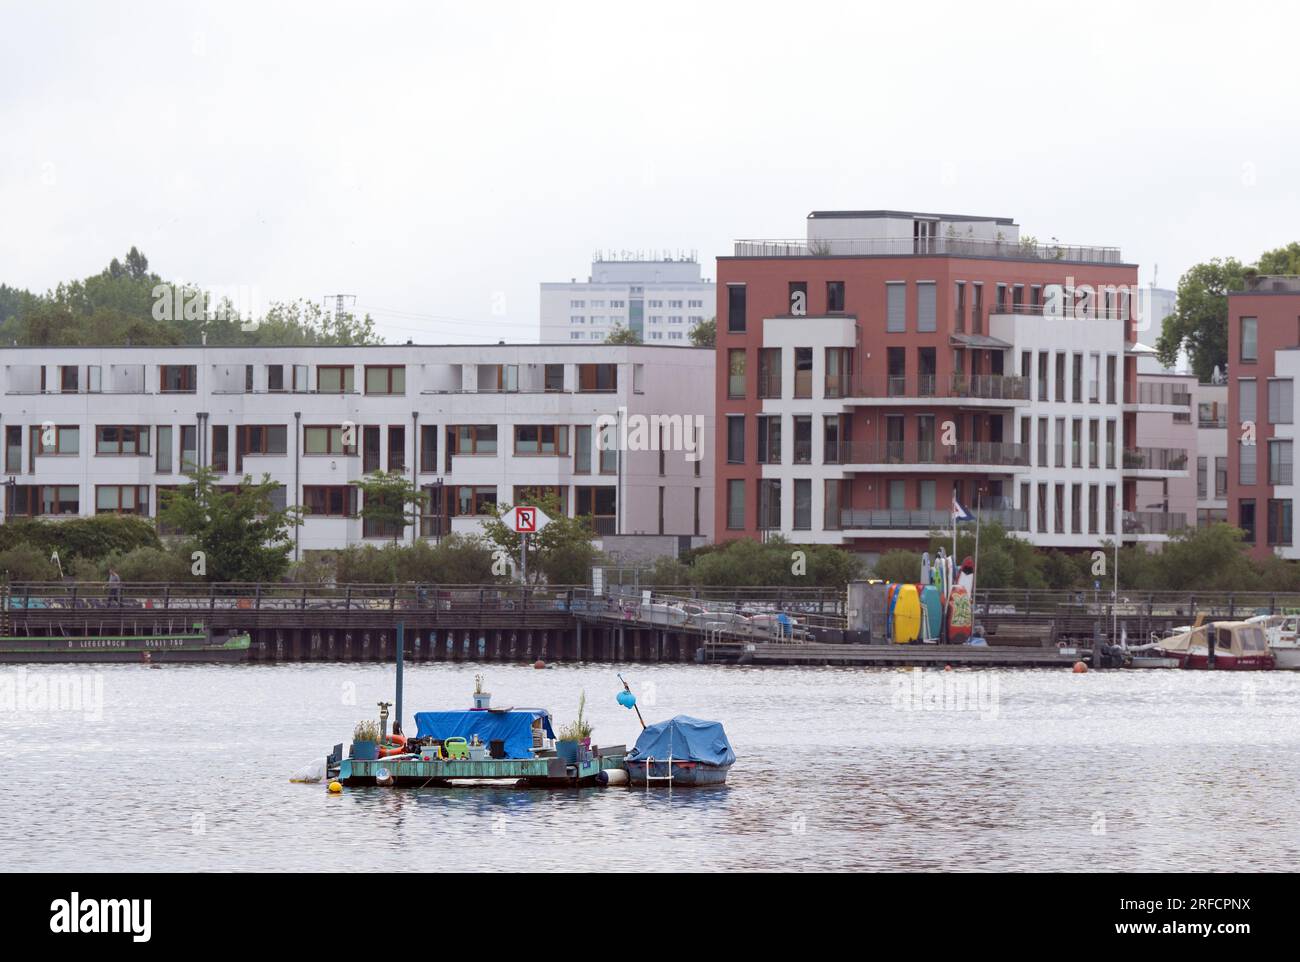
[502, 506, 551, 584]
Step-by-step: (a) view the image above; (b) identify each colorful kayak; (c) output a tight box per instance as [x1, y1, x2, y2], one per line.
[947, 585, 972, 645]
[893, 583, 921, 644]
[920, 585, 943, 642]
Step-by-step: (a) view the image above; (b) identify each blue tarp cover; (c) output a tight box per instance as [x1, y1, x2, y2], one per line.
[413, 710, 555, 759]
[626, 715, 735, 767]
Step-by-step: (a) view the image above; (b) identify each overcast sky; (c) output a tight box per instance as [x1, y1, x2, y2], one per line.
[2, 0, 1297, 343]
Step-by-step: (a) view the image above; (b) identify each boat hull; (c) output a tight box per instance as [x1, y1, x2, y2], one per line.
[0, 632, 252, 664]
[625, 759, 731, 786]
[1271, 647, 1300, 670]
[1157, 650, 1275, 670]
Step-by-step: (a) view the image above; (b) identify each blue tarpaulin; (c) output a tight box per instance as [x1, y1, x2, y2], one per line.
[413, 710, 555, 759]
[625, 716, 735, 767]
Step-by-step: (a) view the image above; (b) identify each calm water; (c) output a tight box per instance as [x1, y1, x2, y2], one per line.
[3, 661, 1299, 872]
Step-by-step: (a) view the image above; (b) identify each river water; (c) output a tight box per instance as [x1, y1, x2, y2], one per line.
[3, 662, 1299, 872]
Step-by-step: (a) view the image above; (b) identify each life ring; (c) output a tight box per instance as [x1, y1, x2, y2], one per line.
[377, 733, 407, 757]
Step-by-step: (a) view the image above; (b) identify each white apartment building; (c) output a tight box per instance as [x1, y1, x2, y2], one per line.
[539, 253, 714, 344]
[1193, 379, 1228, 527]
[0, 344, 714, 556]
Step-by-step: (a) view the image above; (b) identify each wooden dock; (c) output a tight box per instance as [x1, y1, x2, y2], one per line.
[702, 640, 1081, 668]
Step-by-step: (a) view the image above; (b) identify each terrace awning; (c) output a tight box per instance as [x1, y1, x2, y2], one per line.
[949, 333, 1012, 349]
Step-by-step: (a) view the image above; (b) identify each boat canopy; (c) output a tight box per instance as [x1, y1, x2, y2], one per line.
[413, 710, 555, 759]
[1160, 621, 1269, 658]
[626, 715, 735, 767]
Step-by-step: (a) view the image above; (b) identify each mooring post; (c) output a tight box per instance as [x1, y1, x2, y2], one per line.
[394, 621, 405, 736]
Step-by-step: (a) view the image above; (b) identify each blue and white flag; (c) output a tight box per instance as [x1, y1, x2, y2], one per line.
[951, 494, 974, 523]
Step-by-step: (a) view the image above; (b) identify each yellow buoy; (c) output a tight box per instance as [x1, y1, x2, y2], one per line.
[328, 781, 343, 793]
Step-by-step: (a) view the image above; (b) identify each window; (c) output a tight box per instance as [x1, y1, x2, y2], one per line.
[59, 366, 79, 393]
[826, 281, 845, 312]
[758, 479, 781, 529]
[267, 365, 285, 392]
[1198, 456, 1208, 499]
[514, 425, 568, 455]
[574, 486, 616, 532]
[1268, 500, 1292, 546]
[387, 425, 405, 472]
[180, 425, 197, 471]
[727, 284, 746, 333]
[794, 347, 813, 399]
[303, 485, 357, 517]
[1239, 499, 1257, 543]
[1240, 440, 1257, 485]
[1215, 457, 1228, 497]
[1269, 379, 1293, 424]
[452, 485, 498, 517]
[33, 425, 79, 456]
[1106, 355, 1117, 404]
[544, 364, 565, 392]
[316, 365, 355, 393]
[420, 425, 438, 473]
[757, 416, 781, 465]
[793, 479, 812, 530]
[1269, 440, 1292, 486]
[450, 425, 498, 455]
[363, 425, 381, 473]
[5, 426, 22, 473]
[365, 365, 405, 395]
[1105, 485, 1116, 535]
[727, 349, 746, 398]
[292, 365, 308, 392]
[95, 425, 150, 456]
[598, 423, 617, 474]
[825, 347, 852, 398]
[916, 282, 936, 332]
[304, 425, 357, 455]
[211, 425, 228, 472]
[953, 282, 966, 331]
[824, 415, 847, 465]
[789, 281, 807, 316]
[1055, 353, 1066, 402]
[245, 365, 254, 392]
[160, 365, 196, 393]
[793, 415, 812, 464]
[574, 425, 591, 474]
[1037, 352, 1049, 402]
[726, 415, 745, 464]
[759, 348, 782, 398]
[577, 364, 617, 392]
[1239, 378, 1257, 425]
[96, 485, 149, 515]
[1240, 316, 1258, 363]
[1072, 353, 1083, 403]
[10, 485, 80, 517]
[886, 283, 906, 332]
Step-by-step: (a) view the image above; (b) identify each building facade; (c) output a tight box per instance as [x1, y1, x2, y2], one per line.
[1193, 379, 1228, 528]
[539, 254, 714, 343]
[0, 343, 714, 555]
[1227, 277, 1300, 558]
[714, 209, 1184, 561]
[1132, 345, 1195, 534]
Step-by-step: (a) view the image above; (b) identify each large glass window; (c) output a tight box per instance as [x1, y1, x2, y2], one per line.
[886, 283, 906, 332]
[1240, 316, 1258, 363]
[364, 365, 405, 395]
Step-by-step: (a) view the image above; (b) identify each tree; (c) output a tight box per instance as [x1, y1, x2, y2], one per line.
[604, 323, 641, 345]
[159, 467, 302, 582]
[1156, 257, 1248, 380]
[1257, 242, 1300, 275]
[350, 471, 428, 543]
[480, 494, 599, 584]
[689, 317, 716, 348]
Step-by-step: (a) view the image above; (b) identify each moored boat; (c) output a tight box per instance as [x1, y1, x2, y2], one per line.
[0, 627, 251, 663]
[625, 715, 735, 786]
[1154, 621, 1275, 670]
[1247, 613, 1300, 670]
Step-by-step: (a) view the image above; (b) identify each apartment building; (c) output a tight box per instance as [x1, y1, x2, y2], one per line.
[1132, 345, 1195, 535]
[0, 344, 714, 555]
[714, 209, 1184, 561]
[1227, 276, 1300, 558]
[540, 253, 714, 343]
[1193, 379, 1228, 527]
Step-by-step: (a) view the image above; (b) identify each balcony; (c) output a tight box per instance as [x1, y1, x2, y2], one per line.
[837, 507, 1028, 532]
[1124, 382, 1191, 410]
[1122, 447, 1189, 475]
[847, 373, 1029, 405]
[842, 440, 1029, 470]
[1123, 511, 1189, 537]
[732, 236, 1124, 264]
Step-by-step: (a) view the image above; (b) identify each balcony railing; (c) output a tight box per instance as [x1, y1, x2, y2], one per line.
[848, 373, 1029, 402]
[1123, 511, 1189, 535]
[842, 440, 1029, 467]
[837, 507, 1028, 531]
[733, 236, 1124, 264]
[1124, 382, 1192, 406]
[1122, 447, 1189, 471]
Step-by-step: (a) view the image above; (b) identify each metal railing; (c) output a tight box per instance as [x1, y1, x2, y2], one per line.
[848, 373, 1029, 402]
[837, 508, 1028, 531]
[1122, 447, 1189, 471]
[1122, 511, 1189, 535]
[1125, 382, 1192, 406]
[733, 236, 1124, 264]
[842, 440, 1029, 467]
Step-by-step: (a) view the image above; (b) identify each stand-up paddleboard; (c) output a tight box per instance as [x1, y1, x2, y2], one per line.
[920, 584, 942, 643]
[885, 584, 899, 643]
[920, 551, 931, 586]
[947, 584, 973, 645]
[893, 583, 921, 644]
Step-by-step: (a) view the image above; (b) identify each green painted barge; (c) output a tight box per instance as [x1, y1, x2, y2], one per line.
[338, 746, 628, 788]
[0, 627, 252, 663]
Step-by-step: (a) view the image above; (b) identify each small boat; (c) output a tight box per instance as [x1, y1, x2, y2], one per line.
[0, 626, 251, 663]
[1154, 621, 1275, 670]
[625, 715, 735, 787]
[1247, 613, 1300, 670]
[637, 602, 688, 627]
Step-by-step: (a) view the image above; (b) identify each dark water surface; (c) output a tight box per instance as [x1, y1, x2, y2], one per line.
[3, 662, 1298, 871]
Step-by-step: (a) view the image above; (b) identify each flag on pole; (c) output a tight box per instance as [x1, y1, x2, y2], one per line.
[951, 494, 974, 523]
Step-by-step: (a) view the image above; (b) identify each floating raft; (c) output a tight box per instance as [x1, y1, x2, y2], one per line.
[339, 745, 627, 788]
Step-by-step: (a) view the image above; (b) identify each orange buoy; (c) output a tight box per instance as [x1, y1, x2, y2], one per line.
[533, 659, 546, 669]
[1073, 661, 1088, 673]
[944, 664, 953, 671]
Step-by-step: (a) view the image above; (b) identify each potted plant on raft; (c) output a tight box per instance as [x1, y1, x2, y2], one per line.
[556, 691, 594, 764]
[472, 673, 490, 711]
[351, 720, 381, 761]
